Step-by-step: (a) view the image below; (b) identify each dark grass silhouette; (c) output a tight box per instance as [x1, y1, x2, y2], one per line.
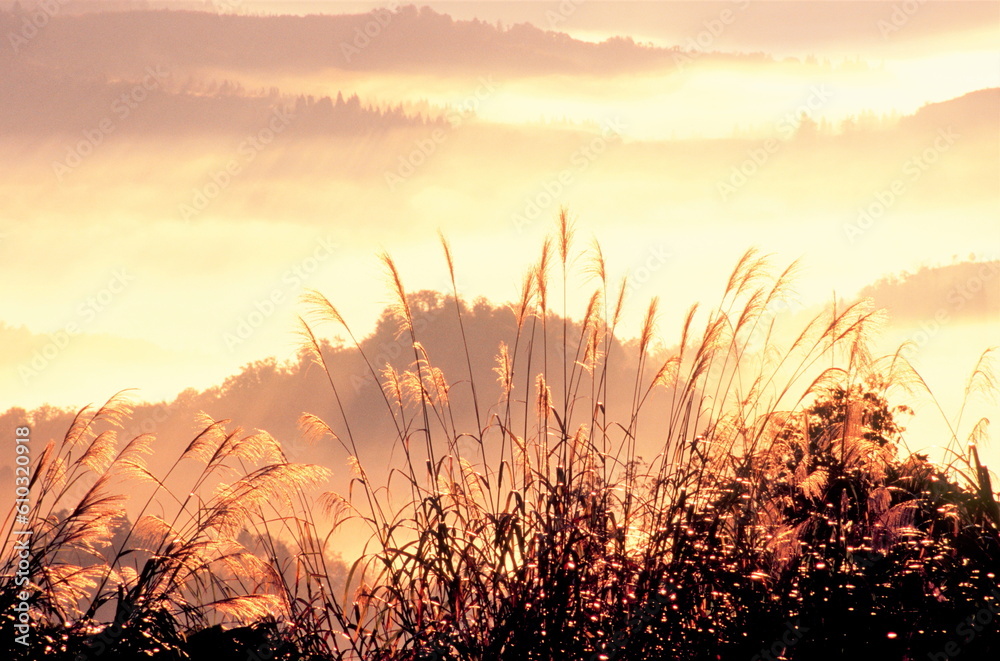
[3, 212, 998, 660]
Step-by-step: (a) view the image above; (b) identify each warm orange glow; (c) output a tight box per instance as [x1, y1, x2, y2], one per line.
[0, 1, 996, 465]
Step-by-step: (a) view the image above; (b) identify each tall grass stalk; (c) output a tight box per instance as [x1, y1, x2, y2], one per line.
[3, 215, 997, 660]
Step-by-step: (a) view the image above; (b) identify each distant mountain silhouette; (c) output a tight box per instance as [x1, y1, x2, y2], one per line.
[3, 268, 996, 534]
[900, 88, 1000, 133]
[0, 61, 443, 135]
[859, 260, 1000, 322]
[0, 293, 666, 502]
[0, 4, 763, 80]
[2, 6, 996, 143]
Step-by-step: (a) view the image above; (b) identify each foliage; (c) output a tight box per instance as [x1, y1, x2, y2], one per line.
[3, 213, 998, 660]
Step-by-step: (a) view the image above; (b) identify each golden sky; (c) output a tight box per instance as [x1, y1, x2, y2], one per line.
[0, 0, 997, 466]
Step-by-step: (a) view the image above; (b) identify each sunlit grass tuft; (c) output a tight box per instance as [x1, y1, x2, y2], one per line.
[3, 213, 998, 660]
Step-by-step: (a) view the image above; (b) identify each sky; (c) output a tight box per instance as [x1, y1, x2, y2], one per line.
[0, 0, 997, 468]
